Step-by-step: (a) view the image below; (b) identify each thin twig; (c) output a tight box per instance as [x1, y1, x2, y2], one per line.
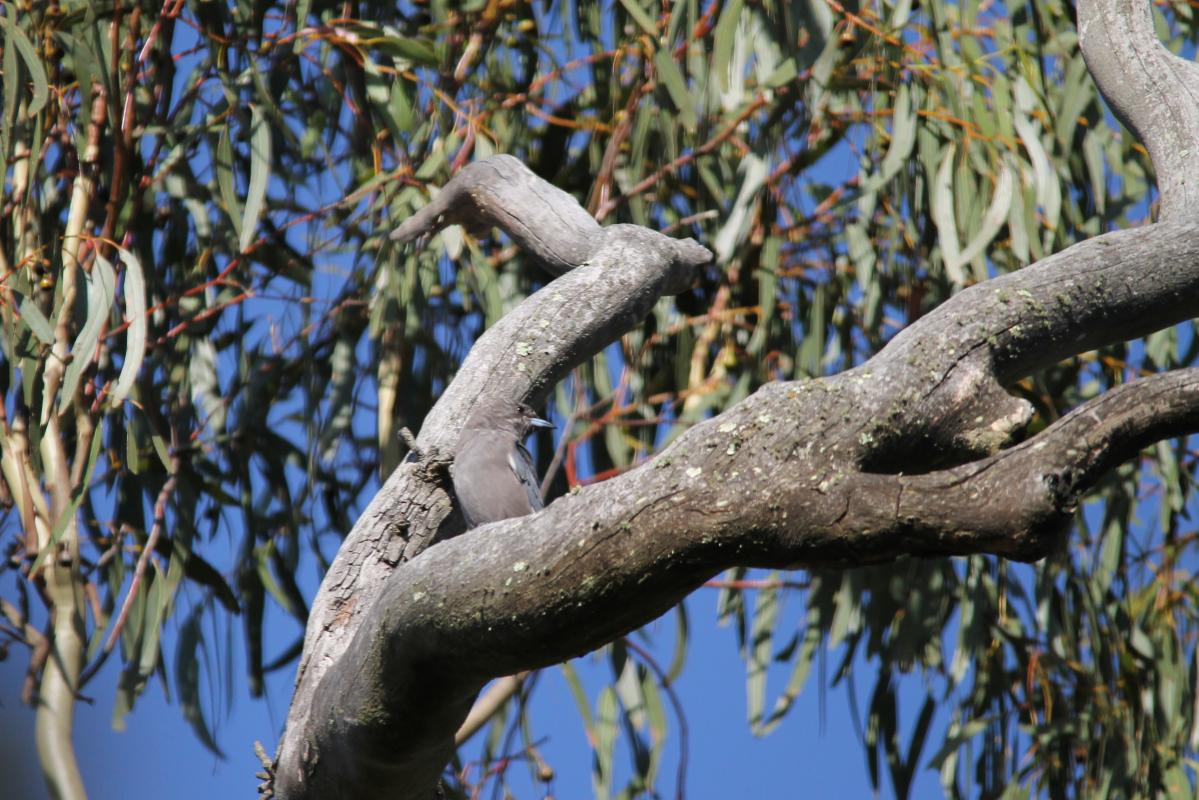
[78, 470, 176, 687]
[22, 627, 50, 705]
[454, 671, 532, 745]
[398, 427, 422, 461]
[703, 578, 811, 591]
[539, 408, 580, 500]
[623, 637, 689, 800]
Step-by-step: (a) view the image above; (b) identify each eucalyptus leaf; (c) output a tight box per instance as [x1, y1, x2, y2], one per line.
[109, 248, 147, 410]
[2, 12, 48, 117]
[19, 297, 54, 346]
[240, 105, 272, 253]
[59, 254, 117, 415]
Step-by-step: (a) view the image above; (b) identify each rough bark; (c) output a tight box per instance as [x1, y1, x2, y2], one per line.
[273, 2, 1199, 797]
[276, 158, 713, 794]
[1076, 0, 1199, 222]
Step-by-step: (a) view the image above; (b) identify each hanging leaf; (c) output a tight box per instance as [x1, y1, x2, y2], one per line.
[593, 685, 619, 800]
[930, 143, 964, 285]
[18, 297, 54, 345]
[2, 13, 48, 117]
[1013, 77, 1061, 253]
[176, 605, 225, 757]
[240, 104, 271, 253]
[318, 334, 357, 462]
[189, 338, 226, 434]
[653, 50, 697, 132]
[60, 254, 117, 414]
[747, 576, 780, 733]
[955, 158, 1014, 282]
[618, 0, 658, 37]
[109, 248, 147, 410]
[712, 0, 745, 92]
[0, 10, 17, 165]
[862, 82, 917, 194]
[713, 152, 769, 263]
[216, 122, 242, 242]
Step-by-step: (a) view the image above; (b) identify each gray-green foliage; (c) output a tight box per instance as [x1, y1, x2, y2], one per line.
[0, 0, 1197, 796]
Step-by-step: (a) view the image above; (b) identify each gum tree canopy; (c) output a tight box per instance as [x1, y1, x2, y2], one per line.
[4, 0, 1199, 798]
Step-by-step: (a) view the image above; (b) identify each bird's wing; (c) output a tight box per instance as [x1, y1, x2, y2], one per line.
[454, 432, 540, 527]
[510, 443, 544, 512]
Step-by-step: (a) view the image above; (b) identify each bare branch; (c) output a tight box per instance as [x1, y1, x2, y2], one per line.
[842, 368, 1199, 563]
[1077, 0, 1199, 220]
[277, 158, 713, 797]
[278, 362, 1199, 799]
[415, 222, 711, 456]
[275, 17, 1199, 786]
[454, 673, 529, 746]
[857, 221, 1199, 466]
[390, 155, 602, 275]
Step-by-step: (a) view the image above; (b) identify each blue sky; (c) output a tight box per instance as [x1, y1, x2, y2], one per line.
[6, 3, 1197, 798]
[1, 582, 945, 799]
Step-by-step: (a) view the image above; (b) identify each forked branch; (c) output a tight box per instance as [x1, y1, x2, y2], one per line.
[275, 2, 1199, 795]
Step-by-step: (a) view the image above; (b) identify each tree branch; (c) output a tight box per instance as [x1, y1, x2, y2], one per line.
[853, 221, 1199, 468]
[280, 362, 1199, 798]
[1077, 0, 1199, 221]
[454, 673, 529, 746]
[275, 11, 1199, 783]
[390, 155, 602, 276]
[276, 158, 713, 797]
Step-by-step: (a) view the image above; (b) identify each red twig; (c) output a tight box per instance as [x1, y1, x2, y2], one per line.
[78, 468, 177, 687]
[595, 92, 770, 221]
[152, 290, 254, 347]
[137, 0, 187, 66]
[703, 578, 810, 591]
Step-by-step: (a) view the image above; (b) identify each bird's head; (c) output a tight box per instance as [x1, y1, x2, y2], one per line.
[515, 402, 554, 441]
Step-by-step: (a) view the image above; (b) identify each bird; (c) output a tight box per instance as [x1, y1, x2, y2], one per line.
[453, 401, 554, 528]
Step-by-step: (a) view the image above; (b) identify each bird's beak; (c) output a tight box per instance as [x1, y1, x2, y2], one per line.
[530, 416, 555, 430]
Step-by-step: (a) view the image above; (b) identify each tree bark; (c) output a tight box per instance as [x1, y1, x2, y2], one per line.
[272, 2, 1199, 797]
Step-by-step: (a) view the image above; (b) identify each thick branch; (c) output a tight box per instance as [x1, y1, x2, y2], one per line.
[279, 162, 1199, 796]
[1077, 0, 1199, 220]
[278, 26, 1199, 786]
[849, 369, 1199, 561]
[415, 223, 710, 455]
[277, 159, 712, 796]
[854, 221, 1199, 467]
[391, 155, 602, 275]
[386, 368, 1199, 666]
[281, 368, 1199, 799]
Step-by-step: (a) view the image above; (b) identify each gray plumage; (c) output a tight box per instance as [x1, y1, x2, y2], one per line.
[453, 402, 553, 528]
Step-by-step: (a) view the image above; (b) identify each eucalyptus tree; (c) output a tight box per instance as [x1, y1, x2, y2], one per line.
[1, 0, 1198, 799]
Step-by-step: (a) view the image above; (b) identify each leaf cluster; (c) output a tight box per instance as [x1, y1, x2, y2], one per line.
[2, 0, 1198, 796]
